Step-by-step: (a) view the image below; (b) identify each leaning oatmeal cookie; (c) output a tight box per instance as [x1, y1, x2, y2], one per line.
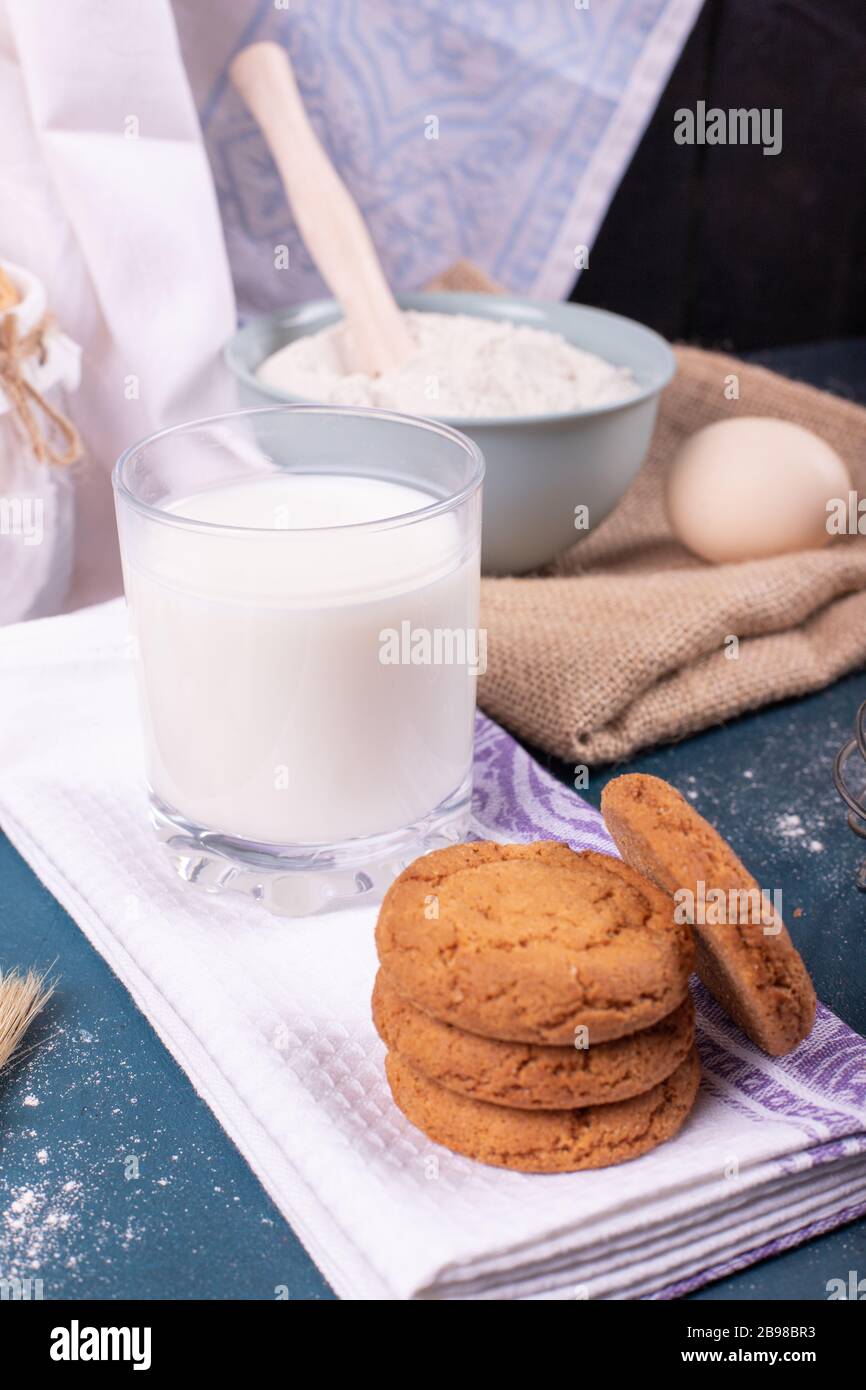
[601, 773, 815, 1056]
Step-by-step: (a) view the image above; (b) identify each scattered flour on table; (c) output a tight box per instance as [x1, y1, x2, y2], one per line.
[777, 813, 805, 838]
[1, 1018, 256, 1289]
[256, 310, 638, 417]
[1, 1179, 83, 1275]
[775, 813, 825, 853]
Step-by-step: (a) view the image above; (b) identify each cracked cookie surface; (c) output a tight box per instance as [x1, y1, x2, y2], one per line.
[385, 1045, 701, 1172]
[374, 970, 694, 1109]
[601, 774, 816, 1057]
[374, 841, 694, 1045]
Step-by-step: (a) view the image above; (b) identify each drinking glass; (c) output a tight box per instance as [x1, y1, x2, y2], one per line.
[113, 405, 484, 915]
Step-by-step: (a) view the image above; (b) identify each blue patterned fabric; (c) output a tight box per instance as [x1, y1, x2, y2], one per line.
[174, 0, 703, 314]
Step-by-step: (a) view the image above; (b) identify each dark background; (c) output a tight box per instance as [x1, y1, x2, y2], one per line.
[572, 0, 866, 351]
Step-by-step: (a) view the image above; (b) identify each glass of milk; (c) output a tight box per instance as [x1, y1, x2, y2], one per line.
[113, 405, 484, 916]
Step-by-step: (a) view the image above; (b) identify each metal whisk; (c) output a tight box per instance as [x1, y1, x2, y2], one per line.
[832, 697, 866, 891]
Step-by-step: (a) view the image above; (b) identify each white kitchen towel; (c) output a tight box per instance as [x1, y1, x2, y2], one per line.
[1, 600, 864, 1300]
[174, 0, 706, 313]
[0, 0, 237, 609]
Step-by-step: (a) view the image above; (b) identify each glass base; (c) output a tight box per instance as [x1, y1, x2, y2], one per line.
[149, 776, 473, 917]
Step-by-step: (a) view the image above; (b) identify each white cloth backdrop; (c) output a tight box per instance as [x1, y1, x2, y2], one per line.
[0, 0, 236, 609]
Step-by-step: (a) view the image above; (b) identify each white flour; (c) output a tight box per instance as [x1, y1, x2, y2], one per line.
[256, 310, 637, 418]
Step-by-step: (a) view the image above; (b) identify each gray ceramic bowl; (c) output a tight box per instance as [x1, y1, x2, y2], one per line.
[225, 292, 675, 575]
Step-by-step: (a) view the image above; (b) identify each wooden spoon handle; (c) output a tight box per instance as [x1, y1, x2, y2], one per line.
[230, 41, 412, 377]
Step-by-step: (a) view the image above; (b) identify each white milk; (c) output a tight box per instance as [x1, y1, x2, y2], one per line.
[121, 474, 479, 845]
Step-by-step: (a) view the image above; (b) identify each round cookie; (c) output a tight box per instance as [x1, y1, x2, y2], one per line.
[385, 1046, 701, 1173]
[373, 970, 695, 1110]
[375, 841, 694, 1045]
[600, 773, 816, 1057]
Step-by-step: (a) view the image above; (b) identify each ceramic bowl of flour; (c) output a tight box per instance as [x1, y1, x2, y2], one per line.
[226, 292, 675, 574]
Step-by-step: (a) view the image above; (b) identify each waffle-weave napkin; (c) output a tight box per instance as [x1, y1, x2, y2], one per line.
[1, 601, 864, 1300]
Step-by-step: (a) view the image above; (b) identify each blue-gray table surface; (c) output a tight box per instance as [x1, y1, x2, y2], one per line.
[2, 342, 865, 1301]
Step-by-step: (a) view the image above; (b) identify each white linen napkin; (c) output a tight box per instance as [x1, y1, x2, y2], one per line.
[1, 600, 864, 1300]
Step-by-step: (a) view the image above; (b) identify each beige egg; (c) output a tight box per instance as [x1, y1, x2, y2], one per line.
[666, 417, 850, 563]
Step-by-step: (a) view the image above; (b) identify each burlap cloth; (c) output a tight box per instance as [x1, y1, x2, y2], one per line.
[430, 264, 866, 764]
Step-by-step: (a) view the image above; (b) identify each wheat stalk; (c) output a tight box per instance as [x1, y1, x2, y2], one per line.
[0, 967, 55, 1073]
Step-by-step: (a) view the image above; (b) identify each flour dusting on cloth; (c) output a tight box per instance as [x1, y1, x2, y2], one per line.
[256, 310, 638, 418]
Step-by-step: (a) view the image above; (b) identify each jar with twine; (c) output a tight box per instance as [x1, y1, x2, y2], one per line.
[0, 260, 82, 623]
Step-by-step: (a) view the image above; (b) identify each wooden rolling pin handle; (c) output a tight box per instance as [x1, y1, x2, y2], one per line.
[230, 41, 412, 378]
